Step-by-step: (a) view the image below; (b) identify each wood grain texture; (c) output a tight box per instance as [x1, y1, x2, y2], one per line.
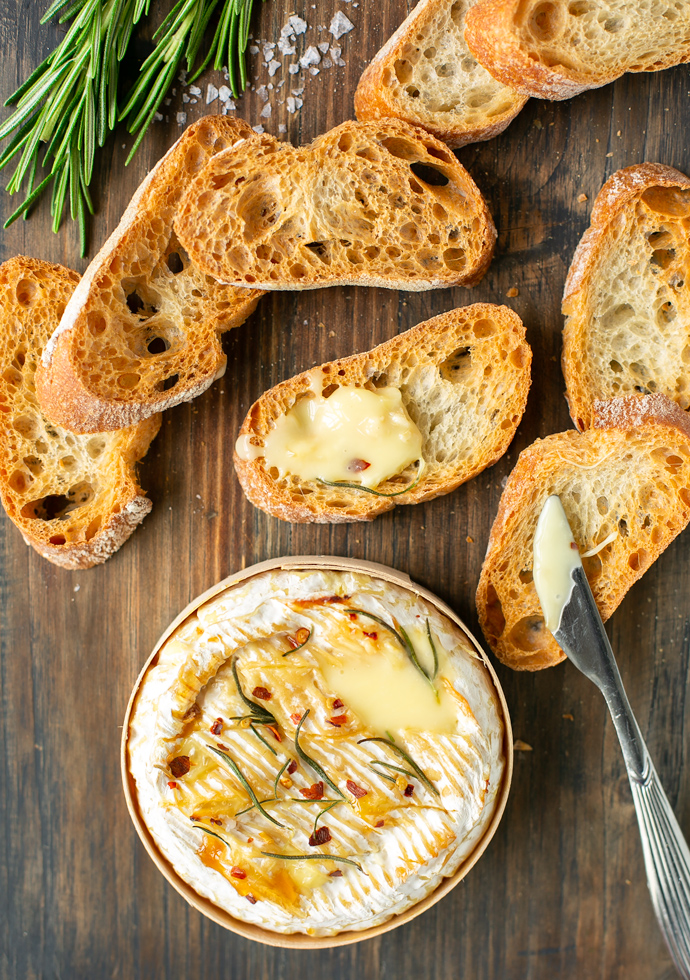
[0, 1, 688, 978]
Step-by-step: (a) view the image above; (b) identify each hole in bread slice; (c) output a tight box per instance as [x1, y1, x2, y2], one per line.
[440, 347, 472, 383]
[20, 481, 95, 521]
[409, 162, 449, 187]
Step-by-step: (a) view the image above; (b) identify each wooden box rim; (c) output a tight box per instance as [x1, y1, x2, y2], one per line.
[121, 555, 513, 949]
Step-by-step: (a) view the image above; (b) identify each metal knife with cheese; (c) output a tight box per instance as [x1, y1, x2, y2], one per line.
[126, 567, 507, 937]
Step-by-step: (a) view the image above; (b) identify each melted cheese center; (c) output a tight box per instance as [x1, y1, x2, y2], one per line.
[256, 386, 423, 488]
[319, 630, 458, 734]
[533, 494, 582, 632]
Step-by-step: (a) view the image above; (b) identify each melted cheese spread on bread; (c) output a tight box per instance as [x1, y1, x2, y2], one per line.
[128, 570, 505, 936]
[238, 386, 423, 488]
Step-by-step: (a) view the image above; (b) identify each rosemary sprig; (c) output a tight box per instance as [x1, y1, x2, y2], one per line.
[369, 759, 417, 780]
[313, 799, 340, 835]
[0, 0, 151, 255]
[358, 734, 439, 797]
[294, 710, 344, 800]
[196, 824, 231, 847]
[120, 0, 264, 165]
[318, 461, 424, 498]
[261, 851, 366, 874]
[346, 608, 437, 695]
[426, 619, 439, 680]
[273, 759, 290, 797]
[209, 745, 284, 827]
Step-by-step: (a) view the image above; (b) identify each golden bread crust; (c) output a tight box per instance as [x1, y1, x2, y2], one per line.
[234, 303, 531, 523]
[0, 256, 159, 569]
[174, 118, 497, 291]
[36, 116, 264, 434]
[562, 163, 690, 430]
[476, 394, 690, 669]
[354, 0, 527, 148]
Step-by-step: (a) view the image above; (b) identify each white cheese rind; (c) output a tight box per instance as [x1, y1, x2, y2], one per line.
[128, 569, 505, 936]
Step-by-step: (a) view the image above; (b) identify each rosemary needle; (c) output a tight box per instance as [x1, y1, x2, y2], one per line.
[120, 0, 265, 165]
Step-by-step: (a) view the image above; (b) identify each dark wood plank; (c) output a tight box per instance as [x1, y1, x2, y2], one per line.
[0, 1, 688, 977]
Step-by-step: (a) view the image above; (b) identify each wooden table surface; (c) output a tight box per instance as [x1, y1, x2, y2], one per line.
[1, 2, 689, 978]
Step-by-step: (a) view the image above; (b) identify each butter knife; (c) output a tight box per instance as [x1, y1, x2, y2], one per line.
[533, 495, 690, 978]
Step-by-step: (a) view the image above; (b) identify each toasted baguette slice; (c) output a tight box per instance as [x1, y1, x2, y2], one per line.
[465, 0, 690, 100]
[0, 257, 159, 569]
[476, 394, 690, 670]
[354, 0, 528, 149]
[234, 304, 531, 523]
[562, 164, 690, 431]
[36, 117, 264, 434]
[174, 119, 497, 291]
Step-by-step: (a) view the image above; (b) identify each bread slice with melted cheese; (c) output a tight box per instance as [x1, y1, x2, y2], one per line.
[562, 163, 690, 431]
[0, 257, 159, 569]
[173, 119, 497, 291]
[36, 116, 264, 435]
[464, 0, 690, 101]
[476, 394, 690, 670]
[354, 0, 528, 149]
[234, 304, 531, 523]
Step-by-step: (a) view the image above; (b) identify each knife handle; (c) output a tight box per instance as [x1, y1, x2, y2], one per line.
[627, 758, 690, 979]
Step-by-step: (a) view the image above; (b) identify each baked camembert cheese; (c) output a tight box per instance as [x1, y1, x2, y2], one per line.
[127, 569, 505, 936]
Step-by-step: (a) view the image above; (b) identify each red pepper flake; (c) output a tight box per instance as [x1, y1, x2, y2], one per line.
[216, 742, 228, 751]
[247, 837, 253, 843]
[252, 686, 271, 701]
[328, 714, 348, 727]
[210, 718, 223, 735]
[266, 725, 282, 742]
[347, 458, 371, 472]
[210, 818, 223, 826]
[404, 784, 415, 797]
[246, 894, 257, 904]
[287, 760, 298, 774]
[375, 820, 385, 828]
[167, 781, 177, 789]
[290, 712, 302, 725]
[349, 612, 358, 621]
[231, 867, 247, 880]
[309, 826, 332, 847]
[363, 631, 378, 640]
[346, 780, 368, 799]
[332, 699, 344, 709]
[190, 815, 200, 822]
[169, 756, 191, 778]
[300, 781, 325, 800]
[287, 626, 311, 647]
[329, 869, 343, 877]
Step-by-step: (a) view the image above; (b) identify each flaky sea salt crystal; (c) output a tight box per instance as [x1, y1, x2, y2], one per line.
[288, 63, 300, 74]
[317, 41, 330, 53]
[260, 103, 272, 119]
[288, 15, 307, 34]
[267, 59, 281, 76]
[256, 84, 269, 102]
[329, 11, 354, 39]
[206, 83, 218, 104]
[253, 124, 265, 134]
[278, 38, 296, 55]
[176, 111, 187, 125]
[299, 45, 321, 68]
[218, 85, 232, 102]
[189, 84, 201, 96]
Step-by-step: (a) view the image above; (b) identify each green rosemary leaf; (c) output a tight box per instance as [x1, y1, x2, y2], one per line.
[358, 735, 439, 797]
[313, 799, 340, 835]
[273, 759, 290, 798]
[209, 745, 284, 828]
[260, 851, 366, 873]
[249, 721, 278, 757]
[282, 626, 313, 657]
[231, 659, 276, 724]
[426, 619, 439, 680]
[317, 465, 424, 498]
[294, 710, 345, 799]
[369, 759, 417, 780]
[367, 764, 396, 784]
[3, 174, 52, 228]
[195, 825, 231, 847]
[345, 608, 436, 693]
